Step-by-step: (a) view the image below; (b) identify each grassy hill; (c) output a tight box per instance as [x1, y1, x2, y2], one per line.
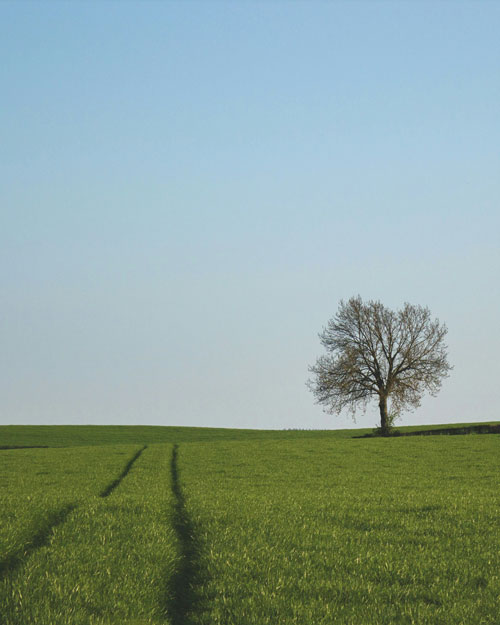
[1, 425, 499, 624]
[1, 421, 498, 448]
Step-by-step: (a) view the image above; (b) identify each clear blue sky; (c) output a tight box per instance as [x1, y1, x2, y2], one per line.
[1, 1, 499, 430]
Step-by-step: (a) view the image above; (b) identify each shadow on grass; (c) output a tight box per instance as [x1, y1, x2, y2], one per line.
[163, 443, 204, 625]
[0, 503, 76, 580]
[100, 445, 147, 498]
[355, 424, 500, 439]
[0, 445, 49, 450]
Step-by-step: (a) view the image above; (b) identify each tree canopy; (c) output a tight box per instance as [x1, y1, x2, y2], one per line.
[308, 296, 452, 433]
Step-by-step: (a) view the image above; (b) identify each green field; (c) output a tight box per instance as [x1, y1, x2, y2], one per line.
[1, 424, 499, 624]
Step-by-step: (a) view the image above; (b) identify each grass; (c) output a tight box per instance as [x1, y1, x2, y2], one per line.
[0, 424, 368, 448]
[0, 445, 141, 578]
[179, 435, 500, 624]
[0, 444, 179, 625]
[1, 422, 498, 449]
[0, 423, 499, 624]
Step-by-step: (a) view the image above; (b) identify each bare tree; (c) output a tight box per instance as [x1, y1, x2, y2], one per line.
[308, 296, 452, 434]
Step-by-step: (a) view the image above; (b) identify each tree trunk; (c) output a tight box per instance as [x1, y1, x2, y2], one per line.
[379, 394, 390, 435]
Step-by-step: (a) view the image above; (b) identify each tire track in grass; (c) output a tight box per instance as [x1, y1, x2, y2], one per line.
[165, 443, 204, 625]
[1, 446, 146, 583]
[0, 503, 76, 581]
[99, 445, 147, 498]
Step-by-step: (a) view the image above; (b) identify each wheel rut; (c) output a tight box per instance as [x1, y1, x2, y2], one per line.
[164, 443, 204, 625]
[1, 445, 147, 583]
[0, 503, 77, 581]
[100, 445, 147, 498]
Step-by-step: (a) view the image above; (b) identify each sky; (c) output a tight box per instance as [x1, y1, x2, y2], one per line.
[1, 1, 499, 431]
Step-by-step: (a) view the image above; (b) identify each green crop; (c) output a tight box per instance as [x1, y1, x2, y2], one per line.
[0, 444, 179, 625]
[0, 424, 369, 448]
[1, 426, 499, 624]
[179, 435, 500, 624]
[0, 445, 140, 574]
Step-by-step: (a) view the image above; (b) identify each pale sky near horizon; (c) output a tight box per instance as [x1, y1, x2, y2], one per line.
[1, 1, 499, 430]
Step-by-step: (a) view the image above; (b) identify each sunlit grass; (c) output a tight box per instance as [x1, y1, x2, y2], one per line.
[0, 445, 138, 573]
[180, 435, 500, 624]
[0, 444, 178, 625]
[1, 427, 499, 623]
